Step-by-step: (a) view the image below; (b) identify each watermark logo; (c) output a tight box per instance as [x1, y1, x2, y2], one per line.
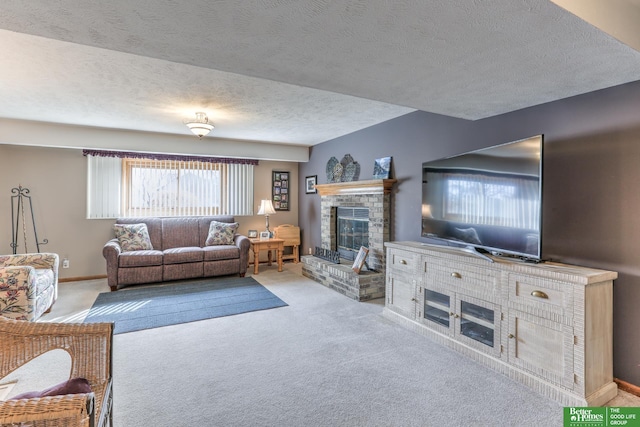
[564, 407, 640, 427]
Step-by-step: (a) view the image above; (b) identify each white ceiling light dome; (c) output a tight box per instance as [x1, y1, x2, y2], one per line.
[185, 112, 214, 138]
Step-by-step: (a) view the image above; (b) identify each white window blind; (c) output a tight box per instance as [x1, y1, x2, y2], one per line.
[86, 153, 254, 218]
[227, 163, 254, 216]
[87, 155, 122, 219]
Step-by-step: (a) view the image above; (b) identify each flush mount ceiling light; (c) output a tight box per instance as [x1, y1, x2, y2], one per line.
[184, 112, 214, 138]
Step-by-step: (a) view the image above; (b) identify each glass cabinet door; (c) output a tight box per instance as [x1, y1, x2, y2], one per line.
[423, 289, 453, 333]
[459, 300, 494, 347]
[455, 296, 501, 357]
[420, 287, 501, 356]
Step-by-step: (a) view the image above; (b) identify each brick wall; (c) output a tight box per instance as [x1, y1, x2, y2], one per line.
[320, 193, 391, 272]
[302, 185, 392, 301]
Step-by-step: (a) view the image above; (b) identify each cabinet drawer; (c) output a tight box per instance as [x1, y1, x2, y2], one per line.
[507, 273, 573, 321]
[426, 262, 500, 299]
[388, 249, 420, 274]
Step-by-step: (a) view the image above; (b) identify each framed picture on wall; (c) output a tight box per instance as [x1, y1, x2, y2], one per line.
[305, 175, 317, 194]
[373, 156, 392, 179]
[272, 171, 290, 211]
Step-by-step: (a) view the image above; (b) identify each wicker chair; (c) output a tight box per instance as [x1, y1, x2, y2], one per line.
[0, 317, 113, 427]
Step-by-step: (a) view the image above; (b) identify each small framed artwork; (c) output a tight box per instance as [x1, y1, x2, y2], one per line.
[373, 156, 392, 179]
[305, 175, 317, 194]
[272, 171, 290, 211]
[248, 229, 258, 238]
[352, 246, 369, 274]
[259, 231, 271, 241]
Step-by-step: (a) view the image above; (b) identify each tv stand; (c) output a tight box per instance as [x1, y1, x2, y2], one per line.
[384, 241, 618, 406]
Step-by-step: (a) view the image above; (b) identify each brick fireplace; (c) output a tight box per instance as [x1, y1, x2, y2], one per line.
[302, 179, 396, 301]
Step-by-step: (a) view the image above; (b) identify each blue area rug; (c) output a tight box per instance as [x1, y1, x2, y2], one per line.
[83, 276, 287, 334]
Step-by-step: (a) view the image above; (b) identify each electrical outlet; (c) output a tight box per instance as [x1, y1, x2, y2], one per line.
[62, 258, 70, 269]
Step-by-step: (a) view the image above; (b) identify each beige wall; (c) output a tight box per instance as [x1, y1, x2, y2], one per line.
[0, 144, 299, 280]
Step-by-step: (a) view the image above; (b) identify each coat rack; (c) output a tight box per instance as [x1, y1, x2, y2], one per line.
[10, 185, 48, 254]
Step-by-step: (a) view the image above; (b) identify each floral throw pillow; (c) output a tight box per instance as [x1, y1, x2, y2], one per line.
[113, 223, 154, 252]
[206, 221, 239, 246]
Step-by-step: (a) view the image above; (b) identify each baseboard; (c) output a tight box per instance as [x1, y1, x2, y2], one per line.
[59, 274, 107, 283]
[615, 378, 640, 397]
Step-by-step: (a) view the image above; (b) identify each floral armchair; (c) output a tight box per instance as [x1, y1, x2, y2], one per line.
[0, 253, 59, 321]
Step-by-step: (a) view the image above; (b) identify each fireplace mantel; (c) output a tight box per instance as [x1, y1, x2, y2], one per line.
[314, 179, 397, 196]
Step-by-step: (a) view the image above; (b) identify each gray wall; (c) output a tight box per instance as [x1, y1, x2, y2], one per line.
[299, 80, 640, 385]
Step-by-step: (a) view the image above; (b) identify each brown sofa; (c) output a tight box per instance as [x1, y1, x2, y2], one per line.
[103, 216, 250, 291]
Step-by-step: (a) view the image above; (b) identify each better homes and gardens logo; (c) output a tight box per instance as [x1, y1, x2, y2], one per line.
[564, 407, 640, 427]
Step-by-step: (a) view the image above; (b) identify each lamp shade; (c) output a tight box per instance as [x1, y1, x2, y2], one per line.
[257, 199, 276, 215]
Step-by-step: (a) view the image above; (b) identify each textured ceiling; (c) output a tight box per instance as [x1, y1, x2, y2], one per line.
[1, 0, 640, 146]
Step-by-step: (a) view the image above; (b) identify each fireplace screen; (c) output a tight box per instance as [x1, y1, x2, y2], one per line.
[336, 207, 369, 260]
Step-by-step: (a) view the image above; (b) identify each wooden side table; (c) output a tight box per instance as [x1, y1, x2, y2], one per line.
[249, 238, 284, 274]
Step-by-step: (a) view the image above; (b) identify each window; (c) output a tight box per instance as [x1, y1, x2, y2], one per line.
[86, 151, 255, 218]
[123, 158, 224, 217]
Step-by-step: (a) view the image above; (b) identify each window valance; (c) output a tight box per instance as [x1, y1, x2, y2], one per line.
[82, 149, 259, 166]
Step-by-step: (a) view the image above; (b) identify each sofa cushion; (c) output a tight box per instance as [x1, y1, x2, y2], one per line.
[10, 378, 92, 400]
[203, 245, 240, 261]
[113, 223, 154, 252]
[118, 250, 164, 267]
[163, 247, 204, 264]
[198, 216, 235, 246]
[116, 217, 163, 249]
[162, 217, 200, 249]
[205, 221, 239, 246]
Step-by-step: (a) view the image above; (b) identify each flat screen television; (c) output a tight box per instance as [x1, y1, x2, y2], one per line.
[421, 135, 543, 261]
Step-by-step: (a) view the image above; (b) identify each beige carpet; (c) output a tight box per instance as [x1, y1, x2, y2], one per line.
[9, 263, 639, 426]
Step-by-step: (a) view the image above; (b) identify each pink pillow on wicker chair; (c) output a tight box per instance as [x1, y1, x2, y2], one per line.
[10, 377, 92, 400]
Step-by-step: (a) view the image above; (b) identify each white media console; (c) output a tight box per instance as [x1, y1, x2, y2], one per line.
[383, 241, 618, 406]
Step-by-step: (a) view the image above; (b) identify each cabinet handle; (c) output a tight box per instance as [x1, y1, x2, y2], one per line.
[454, 314, 459, 318]
[411, 298, 417, 302]
[451, 272, 462, 279]
[508, 334, 515, 339]
[449, 312, 455, 317]
[531, 290, 549, 299]
[400, 260, 407, 265]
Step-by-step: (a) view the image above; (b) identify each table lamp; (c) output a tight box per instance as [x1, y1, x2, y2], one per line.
[257, 199, 276, 234]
